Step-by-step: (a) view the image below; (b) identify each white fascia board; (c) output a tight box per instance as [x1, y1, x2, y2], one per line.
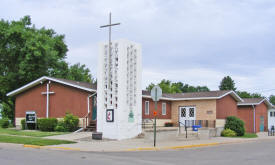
[237, 103, 258, 106]
[142, 90, 243, 102]
[237, 98, 273, 108]
[217, 91, 243, 102]
[7, 76, 96, 97]
[7, 76, 47, 96]
[46, 77, 96, 93]
[142, 95, 220, 101]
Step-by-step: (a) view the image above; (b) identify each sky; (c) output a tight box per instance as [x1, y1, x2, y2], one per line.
[1, 0, 275, 96]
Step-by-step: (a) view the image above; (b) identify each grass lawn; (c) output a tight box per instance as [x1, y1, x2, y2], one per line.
[238, 133, 258, 138]
[0, 128, 67, 137]
[0, 135, 75, 146]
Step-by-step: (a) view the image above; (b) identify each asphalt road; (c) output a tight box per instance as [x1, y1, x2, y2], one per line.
[0, 140, 275, 165]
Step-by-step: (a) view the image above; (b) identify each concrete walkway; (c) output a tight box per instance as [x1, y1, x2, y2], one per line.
[39, 132, 275, 152]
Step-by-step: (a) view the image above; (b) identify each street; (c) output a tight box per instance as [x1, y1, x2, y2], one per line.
[0, 140, 274, 165]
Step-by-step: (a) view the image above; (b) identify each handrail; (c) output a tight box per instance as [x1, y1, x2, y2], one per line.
[82, 111, 91, 129]
[178, 121, 188, 138]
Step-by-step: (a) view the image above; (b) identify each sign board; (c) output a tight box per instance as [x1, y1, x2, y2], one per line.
[151, 85, 162, 101]
[106, 109, 114, 122]
[25, 111, 37, 124]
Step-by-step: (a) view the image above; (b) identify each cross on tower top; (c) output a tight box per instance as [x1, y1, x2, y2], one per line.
[100, 13, 121, 90]
[100, 12, 121, 43]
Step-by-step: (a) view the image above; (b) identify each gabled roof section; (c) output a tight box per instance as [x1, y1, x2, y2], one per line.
[142, 90, 243, 102]
[6, 76, 96, 97]
[237, 98, 273, 108]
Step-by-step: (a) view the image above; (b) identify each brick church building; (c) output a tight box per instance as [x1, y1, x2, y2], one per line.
[7, 76, 274, 133]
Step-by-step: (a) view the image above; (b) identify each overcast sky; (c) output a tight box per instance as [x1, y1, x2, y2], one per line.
[1, 0, 275, 96]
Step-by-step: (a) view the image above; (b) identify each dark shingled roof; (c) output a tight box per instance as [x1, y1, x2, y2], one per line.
[238, 98, 265, 105]
[142, 90, 231, 99]
[52, 77, 97, 90]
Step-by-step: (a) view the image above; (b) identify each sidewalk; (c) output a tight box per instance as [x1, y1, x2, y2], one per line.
[37, 132, 275, 152]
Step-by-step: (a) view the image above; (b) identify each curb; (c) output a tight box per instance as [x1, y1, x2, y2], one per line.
[126, 142, 220, 151]
[23, 145, 81, 151]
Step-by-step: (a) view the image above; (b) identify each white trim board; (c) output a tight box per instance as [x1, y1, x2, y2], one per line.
[7, 76, 96, 97]
[142, 91, 243, 102]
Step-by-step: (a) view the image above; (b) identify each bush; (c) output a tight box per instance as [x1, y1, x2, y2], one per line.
[37, 118, 58, 131]
[55, 120, 66, 132]
[21, 119, 26, 130]
[221, 129, 237, 137]
[224, 116, 245, 136]
[164, 122, 173, 127]
[64, 113, 79, 132]
[0, 118, 9, 128]
[55, 125, 66, 132]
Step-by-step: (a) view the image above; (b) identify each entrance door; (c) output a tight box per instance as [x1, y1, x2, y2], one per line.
[179, 106, 196, 126]
[92, 96, 97, 120]
[260, 116, 264, 132]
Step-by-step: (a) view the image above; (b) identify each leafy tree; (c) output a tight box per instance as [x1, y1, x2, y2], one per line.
[269, 95, 275, 105]
[146, 83, 155, 92]
[219, 76, 237, 91]
[0, 16, 93, 121]
[237, 91, 262, 98]
[66, 63, 93, 83]
[145, 79, 210, 93]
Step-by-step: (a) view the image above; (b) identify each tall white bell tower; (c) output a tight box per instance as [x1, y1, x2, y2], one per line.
[97, 39, 142, 140]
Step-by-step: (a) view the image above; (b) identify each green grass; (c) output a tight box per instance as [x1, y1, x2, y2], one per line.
[0, 128, 67, 137]
[0, 135, 75, 146]
[238, 133, 258, 138]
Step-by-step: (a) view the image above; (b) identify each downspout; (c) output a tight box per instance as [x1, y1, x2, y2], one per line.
[46, 81, 51, 118]
[252, 104, 256, 133]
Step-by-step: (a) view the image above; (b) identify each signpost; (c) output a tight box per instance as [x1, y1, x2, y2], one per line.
[150, 85, 162, 147]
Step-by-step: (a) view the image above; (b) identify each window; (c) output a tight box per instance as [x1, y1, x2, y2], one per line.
[145, 101, 149, 115]
[162, 102, 166, 115]
[271, 112, 273, 117]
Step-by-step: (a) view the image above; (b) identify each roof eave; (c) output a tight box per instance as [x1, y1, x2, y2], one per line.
[6, 76, 96, 97]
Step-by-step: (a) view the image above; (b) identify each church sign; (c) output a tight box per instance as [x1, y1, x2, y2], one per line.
[25, 111, 37, 123]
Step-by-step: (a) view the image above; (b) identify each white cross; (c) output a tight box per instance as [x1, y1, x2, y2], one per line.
[41, 81, 55, 118]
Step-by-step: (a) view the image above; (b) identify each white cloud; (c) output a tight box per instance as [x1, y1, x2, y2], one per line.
[1, 0, 275, 96]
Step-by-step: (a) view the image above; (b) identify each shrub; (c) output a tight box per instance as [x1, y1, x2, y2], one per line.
[37, 118, 58, 131]
[21, 119, 26, 130]
[55, 125, 66, 132]
[0, 118, 9, 128]
[55, 120, 66, 132]
[64, 113, 79, 132]
[224, 116, 245, 136]
[221, 129, 237, 137]
[164, 122, 173, 127]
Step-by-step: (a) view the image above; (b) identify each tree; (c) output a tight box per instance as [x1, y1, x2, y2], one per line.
[145, 80, 210, 93]
[219, 76, 237, 91]
[0, 16, 94, 120]
[237, 91, 262, 98]
[269, 95, 275, 105]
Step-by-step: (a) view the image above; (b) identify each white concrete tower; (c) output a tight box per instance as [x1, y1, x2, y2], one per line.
[97, 39, 142, 140]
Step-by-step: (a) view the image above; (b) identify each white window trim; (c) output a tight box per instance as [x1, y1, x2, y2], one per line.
[162, 102, 166, 115]
[145, 101, 150, 115]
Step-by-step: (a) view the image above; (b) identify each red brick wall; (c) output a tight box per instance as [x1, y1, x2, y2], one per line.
[255, 102, 268, 132]
[237, 106, 254, 133]
[142, 98, 171, 119]
[216, 95, 238, 119]
[15, 81, 93, 119]
[237, 103, 268, 133]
